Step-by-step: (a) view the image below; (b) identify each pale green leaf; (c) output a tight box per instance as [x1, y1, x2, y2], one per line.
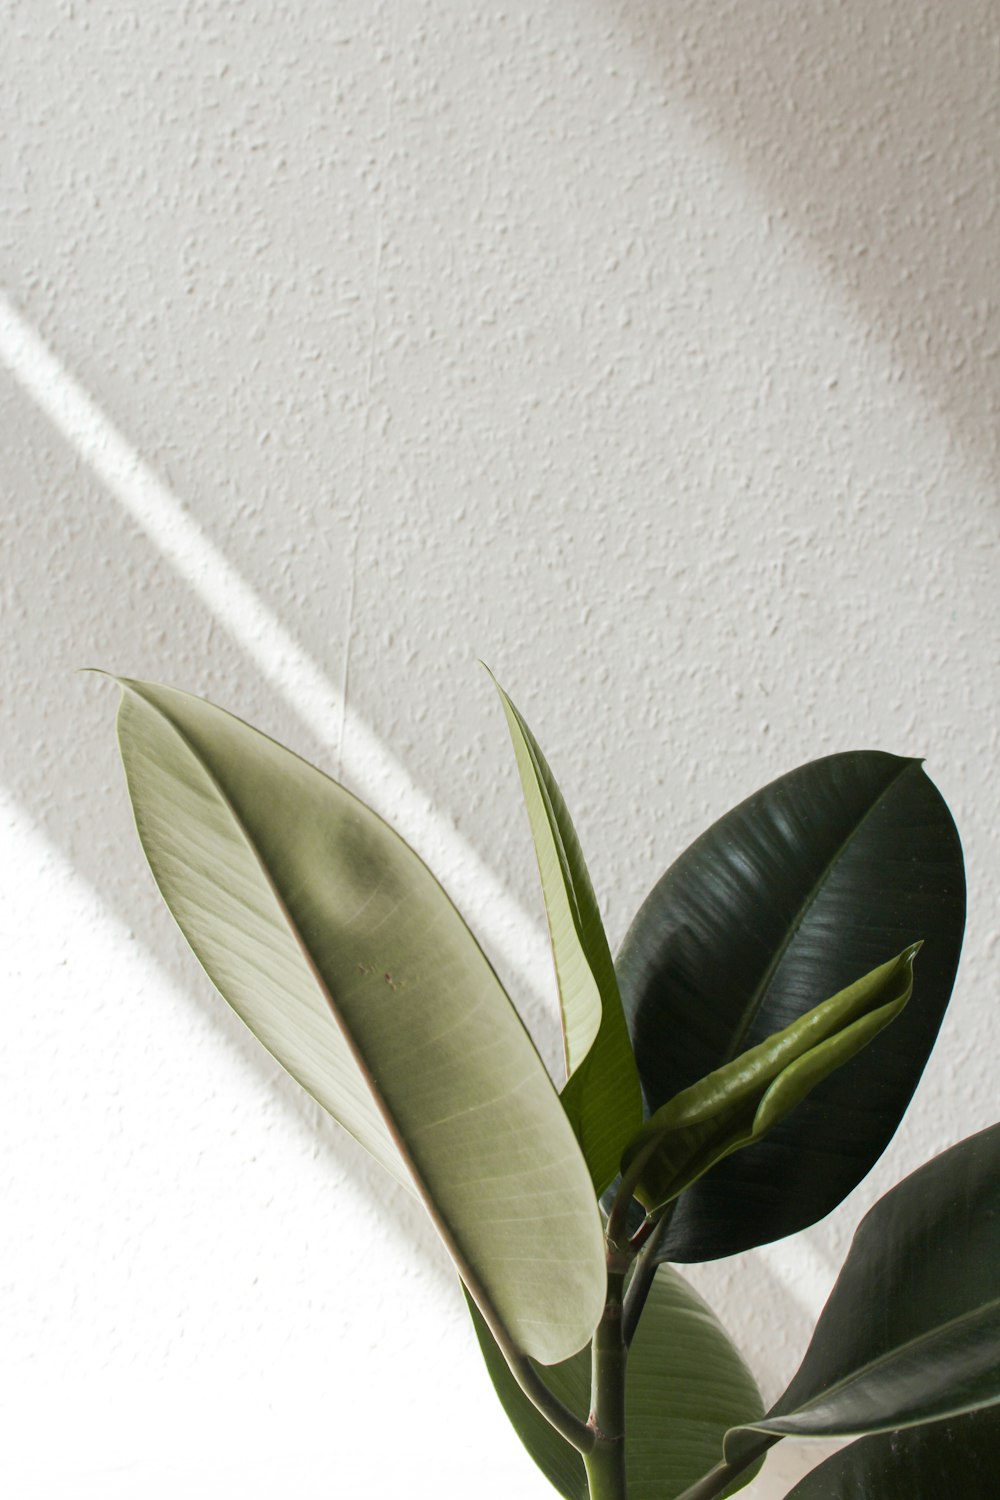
[110, 676, 606, 1365]
[489, 670, 642, 1194]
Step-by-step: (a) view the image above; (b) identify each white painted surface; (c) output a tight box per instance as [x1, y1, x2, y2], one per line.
[2, 3, 997, 1495]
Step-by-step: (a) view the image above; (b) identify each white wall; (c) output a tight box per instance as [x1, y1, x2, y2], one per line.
[2, 3, 998, 1495]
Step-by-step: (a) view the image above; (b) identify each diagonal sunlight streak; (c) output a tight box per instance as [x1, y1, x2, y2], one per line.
[2, 290, 838, 1329]
[755, 1236, 834, 1325]
[0, 289, 554, 1031]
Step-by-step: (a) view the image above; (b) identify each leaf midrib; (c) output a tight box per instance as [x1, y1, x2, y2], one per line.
[722, 758, 915, 1063]
[130, 686, 533, 1361]
[763, 1295, 1000, 1433]
[129, 690, 417, 1168]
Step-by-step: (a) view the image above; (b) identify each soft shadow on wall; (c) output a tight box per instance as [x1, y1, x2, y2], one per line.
[618, 0, 999, 478]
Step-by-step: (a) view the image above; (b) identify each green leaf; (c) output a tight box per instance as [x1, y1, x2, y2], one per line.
[782, 1406, 1000, 1498]
[469, 1266, 764, 1500]
[489, 671, 642, 1194]
[109, 677, 605, 1365]
[724, 1124, 1000, 1478]
[617, 751, 965, 1260]
[623, 946, 918, 1215]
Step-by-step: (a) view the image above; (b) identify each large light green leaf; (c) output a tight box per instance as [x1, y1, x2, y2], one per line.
[109, 677, 605, 1365]
[623, 947, 918, 1214]
[722, 1124, 1000, 1479]
[782, 1405, 1000, 1498]
[617, 751, 965, 1260]
[490, 672, 642, 1195]
[469, 1266, 764, 1499]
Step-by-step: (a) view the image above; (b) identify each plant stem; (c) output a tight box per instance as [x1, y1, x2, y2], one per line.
[466, 1276, 594, 1453]
[671, 1436, 777, 1500]
[671, 1458, 744, 1500]
[584, 1436, 628, 1500]
[505, 1348, 595, 1454]
[622, 1210, 670, 1346]
[584, 1251, 630, 1499]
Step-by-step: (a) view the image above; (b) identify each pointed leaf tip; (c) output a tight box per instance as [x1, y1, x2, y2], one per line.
[490, 675, 642, 1195]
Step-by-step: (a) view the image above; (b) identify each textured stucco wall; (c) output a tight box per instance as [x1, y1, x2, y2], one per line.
[2, 3, 998, 1496]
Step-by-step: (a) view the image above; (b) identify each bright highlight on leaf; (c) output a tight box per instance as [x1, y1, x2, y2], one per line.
[622, 945, 920, 1215]
[487, 670, 642, 1195]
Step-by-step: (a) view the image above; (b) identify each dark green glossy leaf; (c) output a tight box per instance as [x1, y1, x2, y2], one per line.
[782, 1406, 1000, 1498]
[724, 1124, 1000, 1477]
[489, 671, 642, 1194]
[469, 1266, 764, 1499]
[617, 751, 964, 1260]
[623, 946, 917, 1214]
[109, 677, 606, 1365]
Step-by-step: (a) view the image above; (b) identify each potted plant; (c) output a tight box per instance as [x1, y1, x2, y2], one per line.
[101, 669, 996, 1499]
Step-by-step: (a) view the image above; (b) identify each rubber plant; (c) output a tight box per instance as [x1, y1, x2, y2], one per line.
[101, 670, 998, 1500]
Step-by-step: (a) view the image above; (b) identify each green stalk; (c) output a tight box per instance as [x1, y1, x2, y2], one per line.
[622, 1209, 671, 1346]
[672, 1435, 777, 1500]
[583, 1251, 630, 1499]
[505, 1347, 595, 1454]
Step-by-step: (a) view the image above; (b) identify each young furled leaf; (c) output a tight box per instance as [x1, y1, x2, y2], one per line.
[622, 945, 918, 1217]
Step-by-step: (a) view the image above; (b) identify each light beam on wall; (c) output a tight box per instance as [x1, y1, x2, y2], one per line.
[0, 289, 554, 1028]
[0, 289, 839, 1330]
